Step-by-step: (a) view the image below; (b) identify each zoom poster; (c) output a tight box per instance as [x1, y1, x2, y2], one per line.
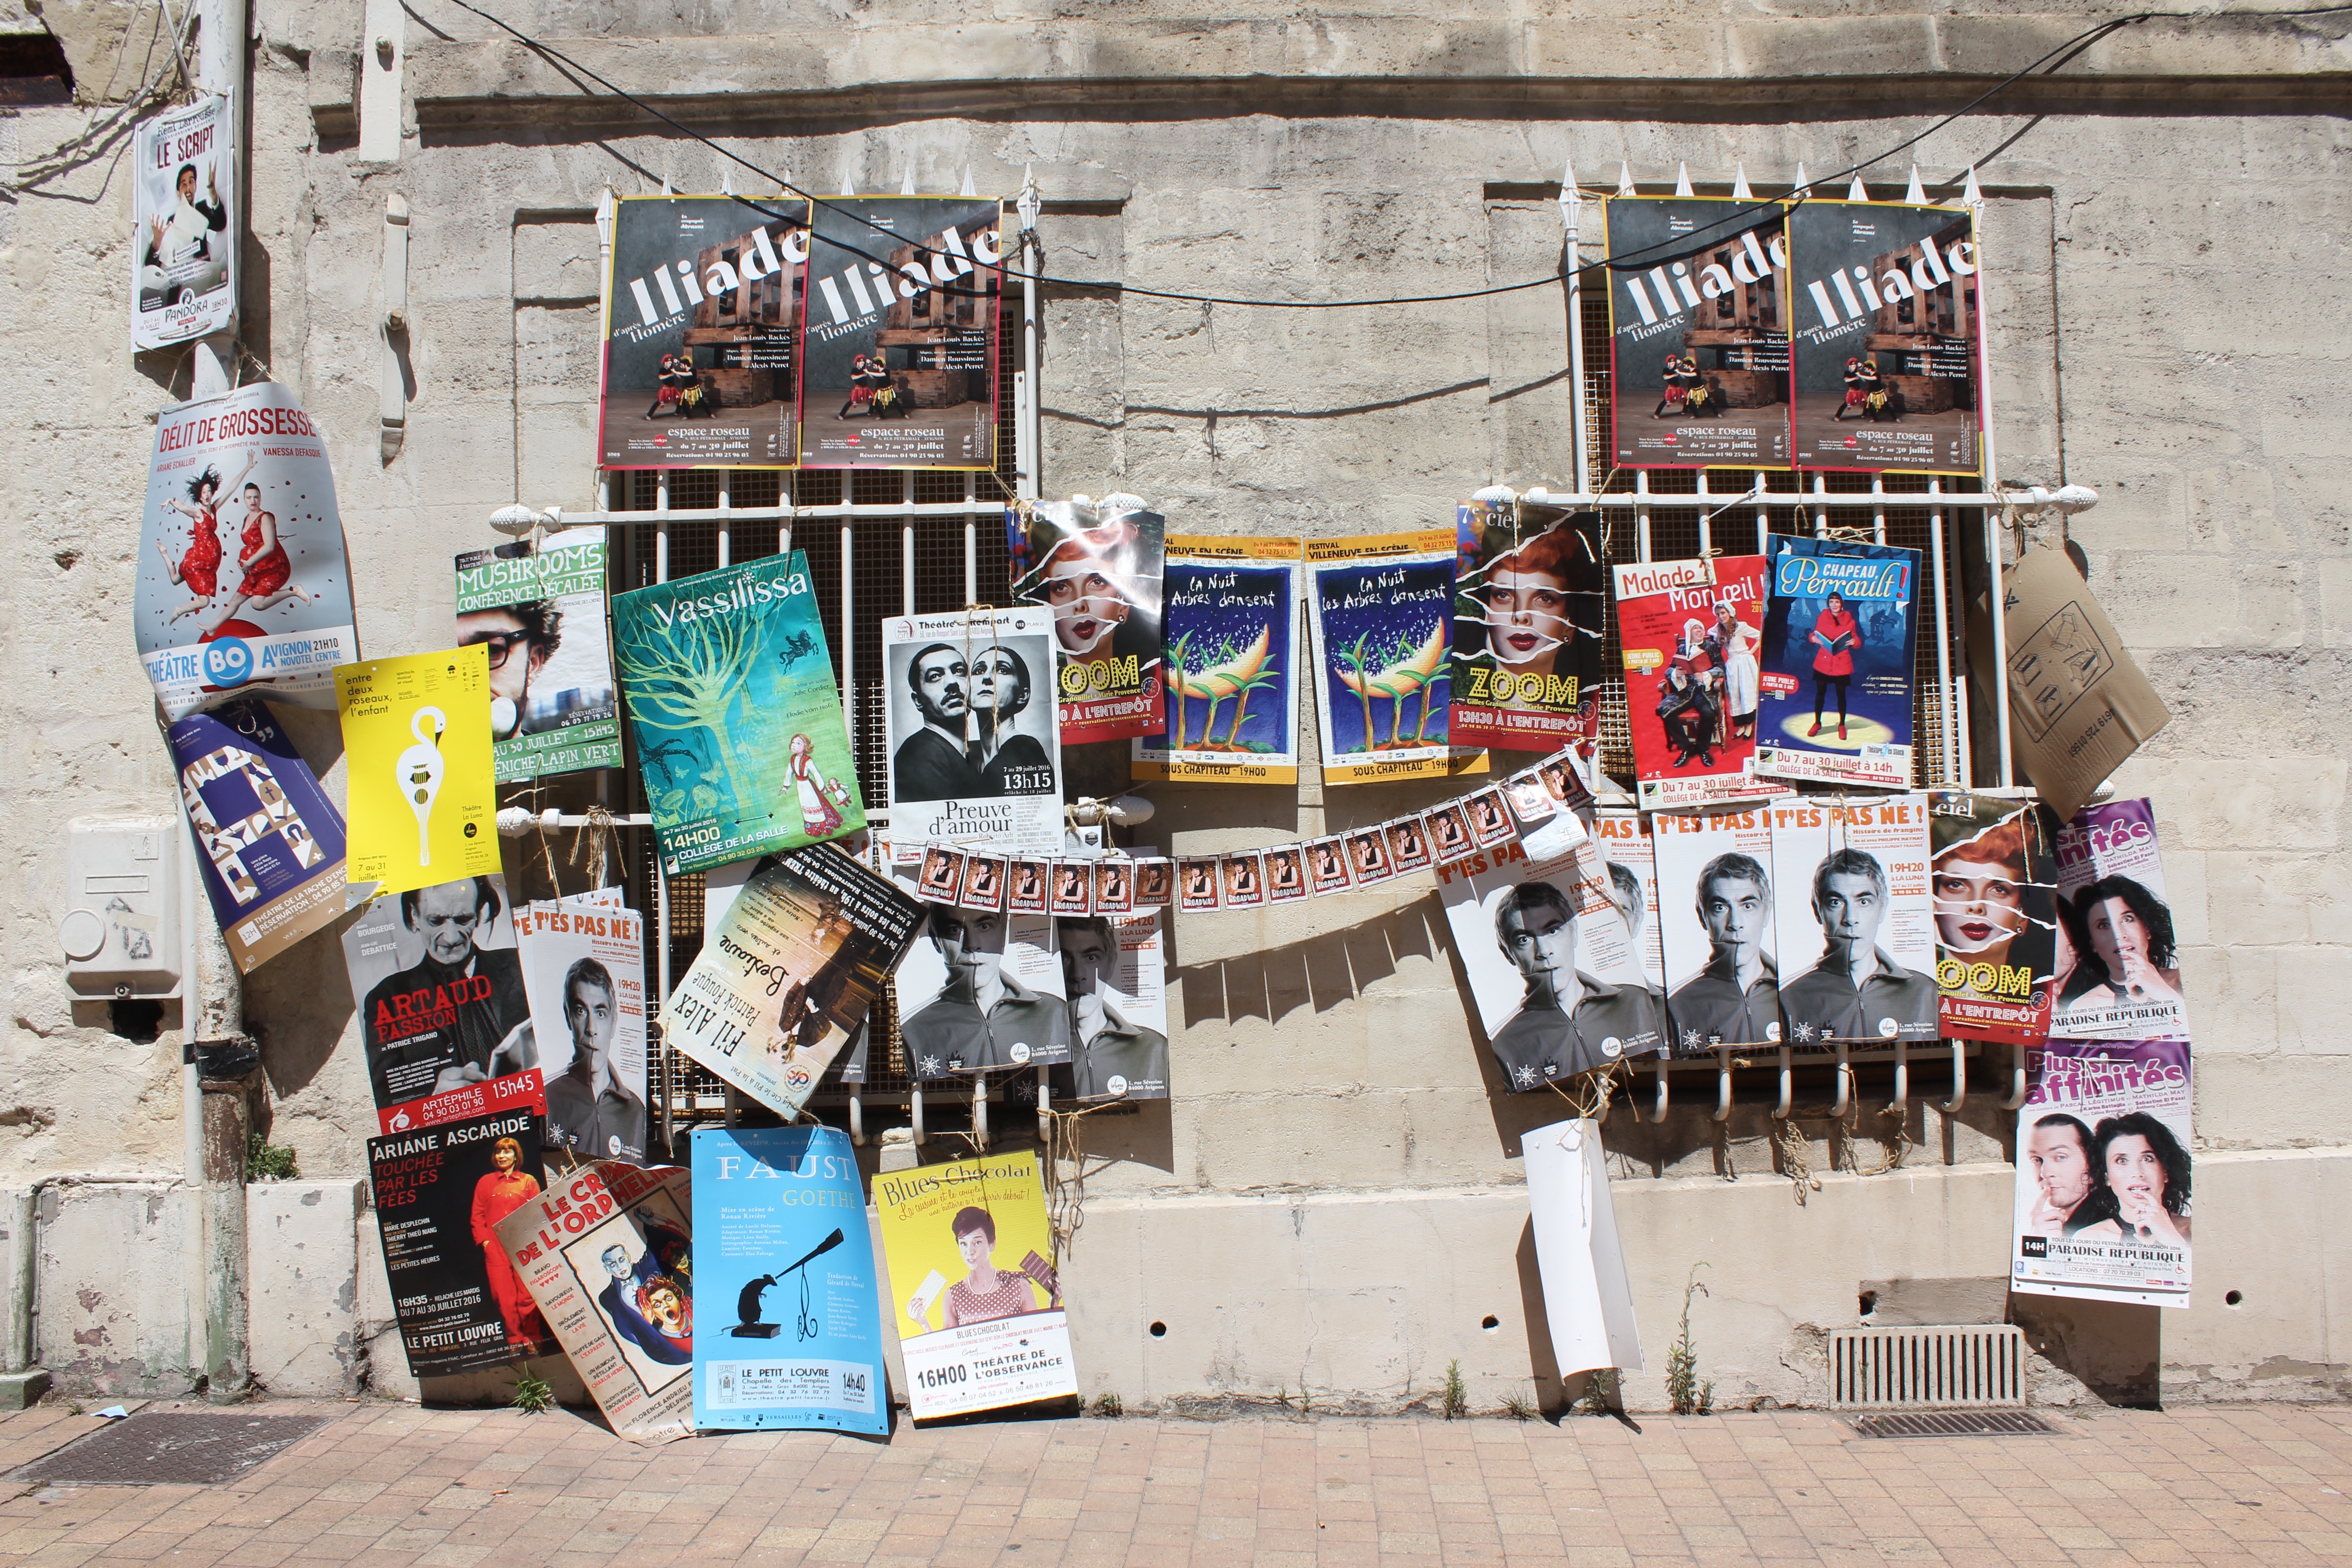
[1450, 498, 1606, 752]
[1008, 498, 1166, 744]
[797, 195, 1003, 470]
[875, 1150, 1077, 1421]
[132, 92, 235, 350]
[336, 646, 499, 900]
[1787, 201, 1982, 475]
[1755, 536, 1919, 789]
[168, 700, 348, 974]
[1135, 535, 1302, 785]
[2012, 1038, 2192, 1309]
[455, 534, 622, 782]
[2049, 800, 2189, 1041]
[694, 1125, 887, 1435]
[1307, 529, 1484, 785]
[1606, 196, 1792, 470]
[1931, 792, 2061, 1047]
[613, 554, 862, 875]
[1613, 555, 1785, 812]
[137, 383, 358, 719]
[598, 195, 809, 470]
[368, 1107, 555, 1377]
[882, 608, 1063, 859]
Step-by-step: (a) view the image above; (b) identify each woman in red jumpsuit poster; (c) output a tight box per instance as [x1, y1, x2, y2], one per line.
[471, 1136, 548, 1348]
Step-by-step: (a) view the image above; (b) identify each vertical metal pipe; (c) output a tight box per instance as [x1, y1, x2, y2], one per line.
[1988, 510, 2012, 786]
[1928, 478, 1957, 784]
[1754, 470, 1770, 554]
[1634, 469, 1652, 563]
[1812, 472, 1828, 538]
[717, 470, 731, 568]
[1563, 179, 1591, 498]
[1871, 473, 1886, 545]
[1695, 469, 1712, 557]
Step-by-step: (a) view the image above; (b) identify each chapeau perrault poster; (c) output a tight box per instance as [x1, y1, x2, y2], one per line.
[612, 554, 863, 875]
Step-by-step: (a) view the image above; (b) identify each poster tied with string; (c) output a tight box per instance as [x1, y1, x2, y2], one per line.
[882, 608, 1063, 859]
[1135, 535, 1303, 784]
[1614, 555, 1789, 811]
[1754, 535, 1920, 789]
[1450, 499, 1606, 752]
[1008, 499, 1166, 744]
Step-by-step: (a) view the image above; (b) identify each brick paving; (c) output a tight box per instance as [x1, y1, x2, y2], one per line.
[1, 1400, 2349, 1566]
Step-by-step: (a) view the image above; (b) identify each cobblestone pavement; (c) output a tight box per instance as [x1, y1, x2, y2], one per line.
[2, 1399, 2350, 1566]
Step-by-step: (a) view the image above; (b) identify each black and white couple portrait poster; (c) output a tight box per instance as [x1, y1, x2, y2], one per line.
[882, 609, 1064, 861]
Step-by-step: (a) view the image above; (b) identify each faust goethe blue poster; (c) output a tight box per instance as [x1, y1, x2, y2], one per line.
[693, 1125, 888, 1435]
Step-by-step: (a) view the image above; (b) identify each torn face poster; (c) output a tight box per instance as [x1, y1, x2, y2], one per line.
[1931, 792, 2062, 1047]
[1652, 804, 1780, 1054]
[455, 534, 622, 782]
[167, 699, 348, 975]
[2049, 799, 2189, 1041]
[515, 899, 649, 1166]
[1450, 498, 1605, 753]
[2012, 1038, 2191, 1309]
[891, 875, 1068, 1081]
[1135, 535, 1303, 785]
[1061, 909, 1169, 1102]
[1606, 196, 1793, 470]
[1754, 535, 1920, 789]
[1613, 554, 1788, 812]
[1307, 529, 1485, 786]
[1008, 498, 1166, 745]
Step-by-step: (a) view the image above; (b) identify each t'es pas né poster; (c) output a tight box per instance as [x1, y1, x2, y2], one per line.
[1651, 805, 1780, 1054]
[1450, 498, 1606, 752]
[1755, 536, 1920, 789]
[1007, 498, 1166, 744]
[168, 699, 348, 975]
[455, 534, 622, 782]
[1766, 794, 1938, 1048]
[882, 608, 1063, 859]
[1613, 555, 1785, 812]
[1307, 529, 1484, 786]
[797, 195, 1002, 470]
[1135, 535, 1302, 785]
[598, 195, 809, 470]
[1606, 196, 1793, 470]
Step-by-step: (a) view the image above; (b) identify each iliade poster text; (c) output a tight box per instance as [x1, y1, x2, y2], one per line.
[1307, 530, 1484, 786]
[1755, 536, 1919, 789]
[694, 1126, 887, 1435]
[2050, 799, 2189, 1041]
[2013, 1038, 2192, 1309]
[598, 195, 809, 470]
[132, 92, 235, 350]
[612, 553, 863, 875]
[368, 1107, 556, 1377]
[1931, 792, 2060, 1046]
[1613, 555, 1785, 812]
[797, 196, 1002, 470]
[875, 1150, 1078, 1421]
[168, 700, 348, 974]
[1136, 535, 1301, 785]
[1606, 196, 1792, 470]
[1786, 201, 1982, 475]
[455, 534, 622, 782]
[336, 646, 499, 901]
[1450, 499, 1604, 752]
[1008, 499, 1166, 744]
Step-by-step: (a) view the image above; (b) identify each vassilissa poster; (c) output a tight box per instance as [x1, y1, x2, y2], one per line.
[132, 93, 235, 350]
[1931, 793, 2061, 1046]
[891, 870, 1068, 1080]
[342, 874, 535, 1120]
[1063, 909, 1169, 1102]
[1008, 499, 1166, 745]
[1768, 795, 1939, 1047]
[882, 609, 1062, 858]
[1787, 201, 1982, 475]
[337, 647, 499, 900]
[1755, 536, 1919, 789]
[138, 384, 357, 718]
[515, 899, 649, 1165]
[2012, 1038, 2192, 1308]
[168, 700, 348, 975]
[1136, 535, 1301, 784]
[455, 534, 622, 782]
[1613, 555, 1785, 812]
[693, 1125, 887, 1435]
[1450, 499, 1605, 752]
[598, 195, 808, 470]
[2049, 800, 2189, 1040]
[1307, 529, 1483, 786]
[1606, 196, 1792, 470]
[368, 1107, 556, 1377]
[797, 195, 1002, 470]
[1652, 805, 1781, 1054]
[613, 554, 863, 875]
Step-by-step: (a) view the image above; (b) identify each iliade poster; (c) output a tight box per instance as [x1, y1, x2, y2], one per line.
[1450, 499, 1605, 752]
[797, 195, 1002, 470]
[132, 92, 235, 350]
[2049, 799, 2189, 1041]
[874, 1150, 1078, 1421]
[693, 1126, 887, 1435]
[340, 873, 534, 1122]
[1652, 805, 1780, 1054]
[889, 866, 1068, 1081]
[881, 608, 1063, 858]
[2013, 1038, 2192, 1309]
[336, 647, 499, 901]
[1787, 201, 1982, 475]
[1136, 535, 1302, 785]
[137, 383, 358, 719]
[168, 700, 347, 975]
[1931, 793, 2061, 1047]
[1755, 536, 1920, 789]
[1307, 529, 1485, 786]
[1767, 795, 1938, 1047]
[455, 534, 622, 782]
[612, 554, 862, 875]
[1524, 1119, 1643, 1379]
[368, 1106, 556, 1377]
[1008, 499, 1166, 744]
[1613, 555, 1784, 813]
[515, 899, 649, 1166]
[1606, 196, 1792, 470]
[598, 195, 809, 470]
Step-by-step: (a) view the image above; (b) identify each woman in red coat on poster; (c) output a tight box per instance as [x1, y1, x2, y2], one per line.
[1808, 591, 1861, 741]
[470, 1137, 548, 1349]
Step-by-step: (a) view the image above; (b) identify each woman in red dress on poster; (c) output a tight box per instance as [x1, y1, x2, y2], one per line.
[469, 1137, 548, 1348]
[205, 479, 315, 634]
[155, 454, 255, 624]
[1808, 590, 1862, 741]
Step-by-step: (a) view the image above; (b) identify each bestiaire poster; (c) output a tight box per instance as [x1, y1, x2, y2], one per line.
[597, 195, 809, 470]
[1450, 498, 1606, 753]
[693, 1125, 888, 1435]
[882, 608, 1063, 859]
[1008, 499, 1166, 744]
[1931, 792, 2061, 1047]
[2049, 799, 2189, 1041]
[167, 699, 348, 975]
[874, 1150, 1077, 1421]
[1767, 795, 1939, 1048]
[341, 873, 536, 1125]
[137, 383, 357, 719]
[889, 867, 1067, 1081]
[455, 534, 622, 782]
[1755, 536, 1921, 789]
[1606, 196, 1793, 470]
[1785, 200, 1982, 475]
[336, 646, 499, 901]
[515, 899, 649, 1166]
[796, 195, 1003, 470]
[2012, 1038, 2192, 1309]
[1651, 805, 1781, 1054]
[1613, 555, 1784, 812]
[1307, 530, 1483, 786]
[612, 554, 862, 875]
[1135, 535, 1302, 785]
[131, 92, 236, 350]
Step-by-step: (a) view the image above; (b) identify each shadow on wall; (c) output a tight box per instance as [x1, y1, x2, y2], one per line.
[1168, 899, 1446, 1031]
[241, 706, 353, 1104]
[2012, 1293, 2162, 1407]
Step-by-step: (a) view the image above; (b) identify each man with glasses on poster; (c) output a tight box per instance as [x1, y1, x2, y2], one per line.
[360, 877, 534, 1107]
[457, 598, 561, 743]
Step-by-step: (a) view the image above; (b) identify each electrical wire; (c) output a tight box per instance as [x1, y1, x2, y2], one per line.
[438, 0, 2352, 309]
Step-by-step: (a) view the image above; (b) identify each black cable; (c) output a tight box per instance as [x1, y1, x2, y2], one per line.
[440, 0, 2352, 310]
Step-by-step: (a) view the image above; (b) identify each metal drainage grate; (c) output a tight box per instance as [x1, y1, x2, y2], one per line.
[1852, 1410, 2057, 1440]
[14, 1411, 332, 1485]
